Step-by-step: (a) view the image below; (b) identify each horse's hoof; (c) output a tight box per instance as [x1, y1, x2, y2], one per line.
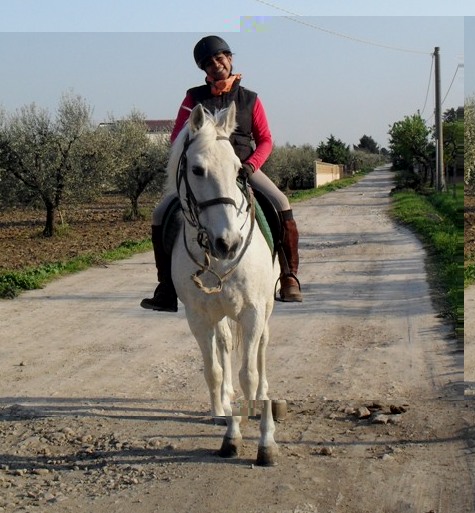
[256, 445, 279, 467]
[218, 436, 241, 458]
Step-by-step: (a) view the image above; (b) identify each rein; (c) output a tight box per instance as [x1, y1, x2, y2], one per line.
[176, 133, 256, 294]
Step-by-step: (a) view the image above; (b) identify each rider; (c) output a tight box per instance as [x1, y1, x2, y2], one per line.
[141, 35, 302, 312]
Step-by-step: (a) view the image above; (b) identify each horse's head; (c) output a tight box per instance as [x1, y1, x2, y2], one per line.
[169, 102, 246, 260]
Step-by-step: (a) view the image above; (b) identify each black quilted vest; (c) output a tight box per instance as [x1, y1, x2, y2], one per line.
[187, 79, 257, 163]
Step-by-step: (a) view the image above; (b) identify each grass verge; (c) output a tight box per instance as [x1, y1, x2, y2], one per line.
[466, 262, 475, 286]
[0, 239, 152, 299]
[390, 184, 463, 337]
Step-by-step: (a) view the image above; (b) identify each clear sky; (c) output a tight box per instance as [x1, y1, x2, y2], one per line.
[0, 1, 469, 149]
[466, 17, 475, 96]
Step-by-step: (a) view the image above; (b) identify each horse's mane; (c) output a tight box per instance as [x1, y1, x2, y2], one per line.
[166, 107, 237, 194]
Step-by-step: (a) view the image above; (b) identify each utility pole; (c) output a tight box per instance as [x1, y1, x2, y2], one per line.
[434, 47, 445, 191]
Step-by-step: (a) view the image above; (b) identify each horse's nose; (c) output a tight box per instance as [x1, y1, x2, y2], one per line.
[215, 236, 241, 259]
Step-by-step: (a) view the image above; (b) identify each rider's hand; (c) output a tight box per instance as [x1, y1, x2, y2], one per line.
[239, 163, 254, 180]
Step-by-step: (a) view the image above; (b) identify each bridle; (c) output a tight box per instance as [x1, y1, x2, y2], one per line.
[176, 133, 256, 294]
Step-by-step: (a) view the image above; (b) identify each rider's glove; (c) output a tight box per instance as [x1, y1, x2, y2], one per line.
[239, 163, 254, 181]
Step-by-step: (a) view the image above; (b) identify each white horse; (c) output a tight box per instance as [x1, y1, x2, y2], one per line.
[167, 102, 279, 466]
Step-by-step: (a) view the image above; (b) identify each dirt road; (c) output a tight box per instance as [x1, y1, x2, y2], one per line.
[1, 167, 473, 513]
[465, 286, 475, 399]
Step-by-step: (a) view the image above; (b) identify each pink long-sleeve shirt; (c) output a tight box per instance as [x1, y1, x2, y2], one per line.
[170, 91, 273, 172]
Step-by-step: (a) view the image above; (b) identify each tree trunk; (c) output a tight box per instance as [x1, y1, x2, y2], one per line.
[130, 196, 140, 221]
[43, 203, 55, 237]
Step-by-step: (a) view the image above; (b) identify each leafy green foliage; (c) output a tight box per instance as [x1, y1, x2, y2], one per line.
[465, 96, 475, 188]
[388, 114, 433, 176]
[105, 111, 169, 220]
[262, 143, 318, 190]
[351, 150, 387, 174]
[0, 97, 170, 235]
[465, 263, 475, 285]
[0, 93, 103, 236]
[316, 135, 351, 166]
[353, 135, 380, 154]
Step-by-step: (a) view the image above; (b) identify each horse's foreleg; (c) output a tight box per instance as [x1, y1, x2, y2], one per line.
[256, 323, 270, 400]
[238, 349, 259, 401]
[257, 301, 274, 400]
[256, 399, 279, 466]
[238, 307, 278, 465]
[186, 313, 225, 418]
[201, 344, 225, 418]
[215, 319, 242, 457]
[238, 309, 265, 401]
[215, 319, 235, 414]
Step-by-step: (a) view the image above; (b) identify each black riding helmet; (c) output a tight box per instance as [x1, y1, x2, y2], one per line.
[193, 35, 232, 69]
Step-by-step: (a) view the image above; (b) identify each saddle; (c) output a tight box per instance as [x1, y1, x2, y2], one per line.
[161, 184, 282, 256]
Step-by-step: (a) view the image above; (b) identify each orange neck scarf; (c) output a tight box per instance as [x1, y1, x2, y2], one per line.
[206, 73, 242, 96]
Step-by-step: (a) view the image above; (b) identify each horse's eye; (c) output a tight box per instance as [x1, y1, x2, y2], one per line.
[191, 165, 205, 176]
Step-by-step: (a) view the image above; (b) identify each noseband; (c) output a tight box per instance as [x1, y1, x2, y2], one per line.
[175, 133, 255, 293]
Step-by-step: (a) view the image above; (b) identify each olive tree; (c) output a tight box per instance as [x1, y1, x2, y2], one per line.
[0, 108, 35, 206]
[0, 93, 104, 236]
[106, 111, 169, 220]
[350, 149, 386, 173]
[262, 143, 317, 190]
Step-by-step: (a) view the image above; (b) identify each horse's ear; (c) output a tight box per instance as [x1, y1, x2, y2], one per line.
[189, 104, 205, 133]
[218, 101, 237, 135]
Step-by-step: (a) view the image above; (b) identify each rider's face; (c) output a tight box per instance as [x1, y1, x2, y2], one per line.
[203, 52, 232, 81]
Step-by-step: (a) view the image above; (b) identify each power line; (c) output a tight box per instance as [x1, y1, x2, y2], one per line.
[420, 54, 434, 117]
[441, 63, 463, 106]
[253, 0, 430, 55]
[425, 62, 463, 124]
[254, 0, 463, 143]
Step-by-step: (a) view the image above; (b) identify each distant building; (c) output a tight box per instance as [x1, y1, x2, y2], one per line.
[144, 120, 175, 144]
[144, 120, 174, 133]
[98, 119, 175, 144]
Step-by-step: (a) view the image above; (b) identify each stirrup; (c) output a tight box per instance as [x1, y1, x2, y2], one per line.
[275, 273, 302, 303]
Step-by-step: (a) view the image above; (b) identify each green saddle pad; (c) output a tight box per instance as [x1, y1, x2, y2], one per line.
[236, 180, 275, 253]
[254, 199, 274, 253]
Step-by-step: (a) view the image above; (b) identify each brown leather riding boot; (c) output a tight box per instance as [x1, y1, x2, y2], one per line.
[140, 225, 178, 312]
[278, 210, 303, 302]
